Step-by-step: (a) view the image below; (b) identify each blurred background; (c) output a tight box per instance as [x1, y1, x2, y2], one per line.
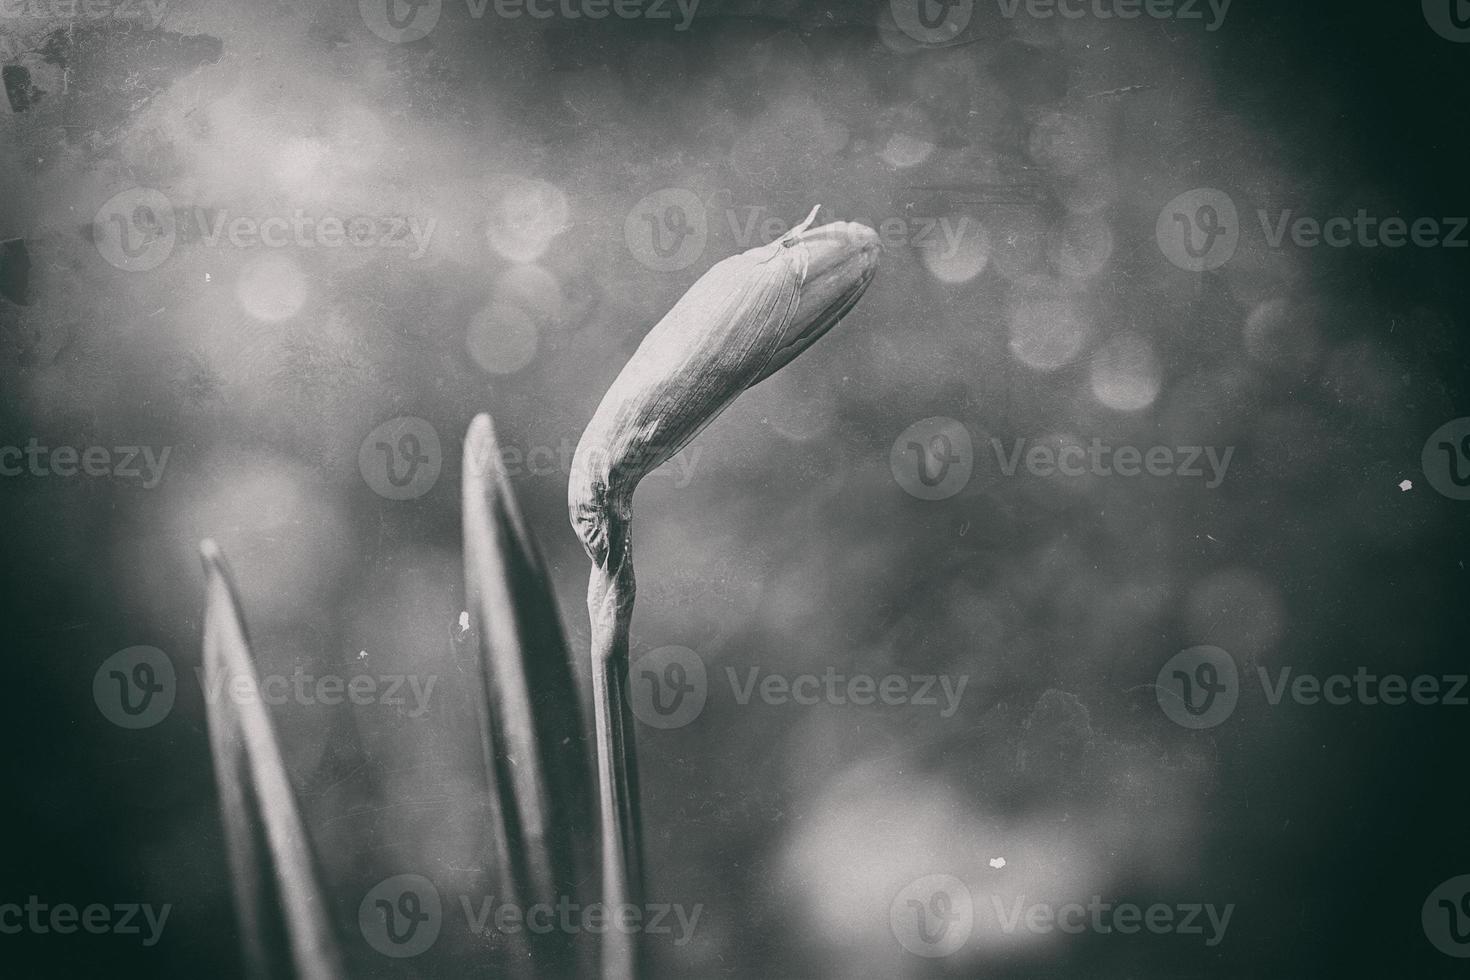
[3, 0, 1470, 976]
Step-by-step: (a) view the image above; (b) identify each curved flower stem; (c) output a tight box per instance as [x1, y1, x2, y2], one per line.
[587, 513, 643, 980]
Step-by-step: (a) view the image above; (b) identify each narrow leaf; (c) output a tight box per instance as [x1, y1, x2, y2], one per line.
[200, 539, 345, 980]
[462, 413, 596, 974]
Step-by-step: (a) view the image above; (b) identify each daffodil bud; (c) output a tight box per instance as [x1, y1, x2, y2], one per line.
[569, 207, 880, 566]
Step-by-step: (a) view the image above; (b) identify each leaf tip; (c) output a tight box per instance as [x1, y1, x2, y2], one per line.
[199, 538, 225, 576]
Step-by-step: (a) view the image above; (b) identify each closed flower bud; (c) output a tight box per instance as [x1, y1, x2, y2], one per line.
[570, 207, 879, 566]
[569, 210, 879, 978]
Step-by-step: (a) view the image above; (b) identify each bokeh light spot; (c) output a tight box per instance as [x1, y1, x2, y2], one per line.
[920, 219, 991, 284]
[1007, 277, 1094, 371]
[467, 301, 539, 375]
[495, 264, 563, 320]
[1028, 113, 1105, 178]
[880, 131, 936, 169]
[271, 136, 330, 192]
[1090, 332, 1162, 412]
[1244, 296, 1320, 369]
[487, 178, 570, 263]
[1051, 213, 1114, 280]
[235, 253, 307, 322]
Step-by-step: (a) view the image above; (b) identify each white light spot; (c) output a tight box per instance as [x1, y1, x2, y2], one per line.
[1090, 332, 1162, 412]
[920, 220, 990, 284]
[880, 131, 935, 169]
[1007, 278, 1093, 372]
[487, 178, 570, 263]
[495, 264, 563, 320]
[1028, 113, 1105, 178]
[235, 254, 307, 323]
[272, 137, 330, 191]
[467, 301, 539, 375]
[332, 106, 388, 170]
